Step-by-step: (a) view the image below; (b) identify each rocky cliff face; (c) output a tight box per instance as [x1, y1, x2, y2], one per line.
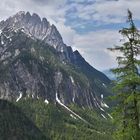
[0, 11, 71, 61]
[0, 12, 111, 114]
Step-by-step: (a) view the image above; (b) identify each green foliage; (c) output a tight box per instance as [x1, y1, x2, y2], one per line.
[108, 10, 140, 140]
[69, 104, 114, 133]
[15, 99, 113, 140]
[0, 100, 48, 140]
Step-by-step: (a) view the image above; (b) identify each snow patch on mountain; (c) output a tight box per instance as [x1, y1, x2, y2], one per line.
[70, 76, 75, 84]
[101, 102, 109, 108]
[108, 113, 113, 119]
[72, 96, 75, 103]
[100, 107, 105, 112]
[70, 114, 77, 120]
[0, 30, 2, 35]
[37, 95, 39, 99]
[1, 40, 4, 45]
[15, 49, 20, 57]
[102, 83, 107, 88]
[101, 114, 107, 119]
[96, 101, 105, 112]
[56, 92, 87, 123]
[44, 99, 49, 104]
[32, 94, 34, 98]
[16, 92, 22, 102]
[101, 94, 103, 99]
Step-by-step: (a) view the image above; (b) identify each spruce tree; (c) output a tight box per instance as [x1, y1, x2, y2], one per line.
[108, 10, 140, 140]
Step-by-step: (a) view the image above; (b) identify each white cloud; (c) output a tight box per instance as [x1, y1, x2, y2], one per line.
[0, 0, 67, 21]
[70, 0, 140, 24]
[72, 30, 122, 70]
[54, 21, 76, 46]
[0, 0, 140, 71]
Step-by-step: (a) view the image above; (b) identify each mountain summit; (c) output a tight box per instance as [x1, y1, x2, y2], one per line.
[0, 11, 111, 115]
[0, 11, 62, 48]
[0, 11, 71, 61]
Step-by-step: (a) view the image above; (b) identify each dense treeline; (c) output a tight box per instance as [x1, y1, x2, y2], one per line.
[0, 100, 47, 140]
[16, 99, 113, 140]
[0, 98, 113, 140]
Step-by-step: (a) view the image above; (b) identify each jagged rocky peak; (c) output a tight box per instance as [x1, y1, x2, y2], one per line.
[0, 11, 111, 113]
[0, 11, 64, 50]
[0, 11, 81, 63]
[14, 11, 25, 16]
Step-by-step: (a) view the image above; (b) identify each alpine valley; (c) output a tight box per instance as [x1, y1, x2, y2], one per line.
[0, 11, 114, 140]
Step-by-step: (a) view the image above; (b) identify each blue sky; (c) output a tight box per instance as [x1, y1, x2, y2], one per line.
[0, 0, 140, 71]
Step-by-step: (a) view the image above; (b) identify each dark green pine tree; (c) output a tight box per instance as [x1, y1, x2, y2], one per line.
[108, 10, 140, 140]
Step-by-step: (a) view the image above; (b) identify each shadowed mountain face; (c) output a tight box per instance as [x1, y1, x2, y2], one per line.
[0, 11, 111, 113]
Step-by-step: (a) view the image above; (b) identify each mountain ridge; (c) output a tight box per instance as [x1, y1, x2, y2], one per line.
[0, 11, 110, 84]
[0, 11, 111, 115]
[0, 11, 114, 140]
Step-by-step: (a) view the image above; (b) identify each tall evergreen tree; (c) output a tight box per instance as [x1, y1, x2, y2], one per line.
[108, 10, 140, 140]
